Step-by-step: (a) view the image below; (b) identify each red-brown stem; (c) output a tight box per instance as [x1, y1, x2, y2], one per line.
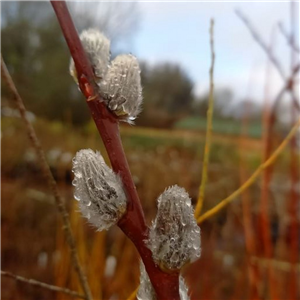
[240, 100, 260, 300]
[288, 2, 299, 299]
[51, 2, 180, 299]
[259, 30, 279, 300]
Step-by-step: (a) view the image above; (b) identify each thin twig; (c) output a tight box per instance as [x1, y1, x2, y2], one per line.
[259, 28, 279, 300]
[214, 251, 300, 272]
[197, 118, 300, 224]
[50, 2, 180, 299]
[126, 286, 139, 300]
[194, 19, 215, 218]
[278, 22, 300, 53]
[270, 63, 300, 118]
[236, 9, 286, 80]
[1, 56, 92, 300]
[287, 2, 299, 299]
[239, 90, 260, 299]
[250, 257, 300, 272]
[1, 271, 85, 299]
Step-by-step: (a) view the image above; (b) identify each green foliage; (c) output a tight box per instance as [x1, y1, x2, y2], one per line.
[136, 62, 195, 127]
[174, 116, 262, 138]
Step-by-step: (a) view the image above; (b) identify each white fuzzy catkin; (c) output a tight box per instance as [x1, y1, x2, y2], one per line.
[137, 263, 155, 300]
[179, 276, 190, 300]
[99, 54, 143, 123]
[148, 185, 201, 270]
[137, 262, 189, 300]
[72, 149, 127, 231]
[70, 28, 110, 84]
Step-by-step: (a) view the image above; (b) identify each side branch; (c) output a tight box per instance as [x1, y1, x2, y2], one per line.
[236, 9, 286, 80]
[1, 271, 85, 299]
[195, 19, 215, 218]
[250, 257, 300, 272]
[271, 63, 300, 112]
[197, 118, 300, 224]
[50, 2, 180, 299]
[126, 286, 139, 300]
[278, 22, 300, 53]
[1, 56, 92, 300]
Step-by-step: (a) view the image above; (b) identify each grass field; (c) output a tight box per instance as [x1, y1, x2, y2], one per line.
[174, 116, 263, 139]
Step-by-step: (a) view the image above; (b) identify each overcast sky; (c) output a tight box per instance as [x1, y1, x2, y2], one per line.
[132, 1, 298, 103]
[2, 1, 298, 105]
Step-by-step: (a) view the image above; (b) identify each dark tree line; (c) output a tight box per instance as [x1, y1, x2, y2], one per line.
[1, 2, 140, 125]
[2, 2, 246, 129]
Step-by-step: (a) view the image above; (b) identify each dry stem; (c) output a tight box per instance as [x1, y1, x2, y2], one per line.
[126, 286, 139, 300]
[197, 118, 300, 224]
[287, 3, 299, 298]
[50, 2, 180, 299]
[259, 29, 279, 300]
[236, 9, 286, 80]
[250, 257, 300, 272]
[1, 56, 92, 300]
[1, 271, 85, 299]
[270, 63, 300, 123]
[278, 22, 300, 53]
[239, 99, 261, 299]
[195, 19, 215, 218]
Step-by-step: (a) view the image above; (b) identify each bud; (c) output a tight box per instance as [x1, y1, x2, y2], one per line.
[70, 28, 110, 84]
[179, 276, 189, 300]
[147, 185, 201, 270]
[137, 262, 155, 300]
[72, 149, 127, 231]
[137, 262, 190, 300]
[99, 54, 143, 123]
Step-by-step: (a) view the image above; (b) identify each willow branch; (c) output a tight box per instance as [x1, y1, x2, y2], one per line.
[278, 22, 300, 53]
[126, 286, 139, 300]
[250, 257, 300, 272]
[287, 3, 299, 299]
[50, 2, 180, 299]
[236, 9, 286, 80]
[195, 19, 215, 218]
[273, 63, 300, 107]
[1, 56, 92, 300]
[239, 99, 261, 299]
[197, 118, 300, 224]
[259, 28, 279, 299]
[1, 271, 85, 299]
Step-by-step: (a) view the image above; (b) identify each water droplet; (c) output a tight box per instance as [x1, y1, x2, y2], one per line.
[74, 194, 80, 201]
[111, 103, 118, 110]
[75, 171, 82, 179]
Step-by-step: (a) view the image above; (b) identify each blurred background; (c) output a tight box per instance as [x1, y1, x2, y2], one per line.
[1, 1, 299, 300]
